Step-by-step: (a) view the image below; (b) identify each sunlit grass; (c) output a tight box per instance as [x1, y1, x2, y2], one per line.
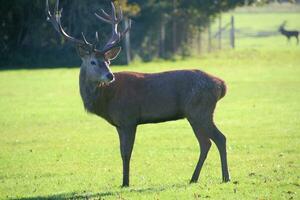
[1, 46, 299, 199]
[0, 8, 300, 200]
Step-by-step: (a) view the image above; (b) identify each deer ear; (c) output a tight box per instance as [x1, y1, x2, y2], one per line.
[104, 47, 122, 61]
[76, 44, 91, 57]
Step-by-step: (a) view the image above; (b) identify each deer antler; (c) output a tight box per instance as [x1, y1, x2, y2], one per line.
[46, 0, 130, 55]
[95, 1, 131, 54]
[46, 0, 94, 48]
[279, 20, 287, 28]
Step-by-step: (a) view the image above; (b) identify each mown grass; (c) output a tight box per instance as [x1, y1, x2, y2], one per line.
[0, 7, 300, 200]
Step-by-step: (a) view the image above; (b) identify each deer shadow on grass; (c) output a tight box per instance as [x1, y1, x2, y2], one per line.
[12, 183, 188, 200]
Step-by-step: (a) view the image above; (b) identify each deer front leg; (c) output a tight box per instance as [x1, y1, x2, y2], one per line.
[117, 126, 137, 187]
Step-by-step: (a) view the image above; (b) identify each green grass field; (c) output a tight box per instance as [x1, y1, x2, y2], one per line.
[1, 6, 300, 200]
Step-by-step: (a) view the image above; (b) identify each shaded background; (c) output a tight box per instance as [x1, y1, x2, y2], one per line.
[0, 0, 258, 67]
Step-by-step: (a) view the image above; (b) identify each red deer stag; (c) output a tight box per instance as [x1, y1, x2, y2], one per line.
[46, 0, 230, 187]
[279, 21, 299, 45]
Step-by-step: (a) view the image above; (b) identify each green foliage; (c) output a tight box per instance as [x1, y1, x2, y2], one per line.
[116, 0, 140, 16]
[0, 0, 248, 67]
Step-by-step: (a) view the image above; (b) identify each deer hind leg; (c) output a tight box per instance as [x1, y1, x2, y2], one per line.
[188, 120, 212, 183]
[187, 107, 230, 183]
[208, 124, 230, 182]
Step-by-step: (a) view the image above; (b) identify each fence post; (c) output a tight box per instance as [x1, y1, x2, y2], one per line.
[218, 15, 222, 50]
[208, 20, 212, 52]
[230, 15, 235, 49]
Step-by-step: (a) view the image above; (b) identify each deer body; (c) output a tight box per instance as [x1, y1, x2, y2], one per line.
[47, 0, 230, 187]
[79, 68, 230, 186]
[80, 69, 225, 126]
[279, 23, 299, 44]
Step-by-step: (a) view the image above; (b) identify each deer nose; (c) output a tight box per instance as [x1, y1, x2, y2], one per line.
[106, 73, 114, 81]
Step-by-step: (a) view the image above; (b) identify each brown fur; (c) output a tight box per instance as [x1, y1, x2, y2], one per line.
[79, 69, 230, 186]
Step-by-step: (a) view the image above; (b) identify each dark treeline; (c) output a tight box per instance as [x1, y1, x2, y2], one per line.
[0, 0, 253, 67]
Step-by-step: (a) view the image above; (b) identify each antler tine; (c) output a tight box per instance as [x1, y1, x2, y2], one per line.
[94, 1, 131, 55]
[116, 4, 123, 23]
[46, 0, 90, 47]
[55, 0, 59, 14]
[112, 2, 124, 23]
[95, 2, 122, 24]
[46, 0, 59, 32]
[46, 0, 50, 16]
[81, 32, 93, 46]
[100, 9, 111, 20]
[110, 1, 117, 22]
[283, 20, 287, 26]
[95, 32, 99, 43]
[120, 19, 131, 39]
[96, 2, 124, 54]
[95, 10, 112, 24]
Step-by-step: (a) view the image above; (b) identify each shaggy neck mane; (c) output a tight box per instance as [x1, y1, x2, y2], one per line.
[79, 67, 101, 114]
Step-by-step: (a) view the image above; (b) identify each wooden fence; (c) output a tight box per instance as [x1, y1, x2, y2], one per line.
[193, 15, 236, 55]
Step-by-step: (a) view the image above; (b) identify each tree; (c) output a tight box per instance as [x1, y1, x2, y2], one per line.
[114, 0, 140, 64]
[0, 0, 251, 67]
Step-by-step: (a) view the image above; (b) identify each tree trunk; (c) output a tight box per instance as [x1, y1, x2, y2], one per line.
[218, 15, 222, 50]
[172, 0, 177, 54]
[197, 30, 202, 54]
[159, 15, 166, 58]
[124, 17, 131, 64]
[207, 20, 211, 53]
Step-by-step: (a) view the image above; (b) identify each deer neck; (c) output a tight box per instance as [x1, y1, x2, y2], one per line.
[79, 67, 102, 114]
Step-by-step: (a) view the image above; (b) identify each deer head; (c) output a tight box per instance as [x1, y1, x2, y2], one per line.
[279, 20, 287, 32]
[46, 0, 130, 86]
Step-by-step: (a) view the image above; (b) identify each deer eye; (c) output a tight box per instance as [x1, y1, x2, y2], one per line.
[90, 61, 96, 65]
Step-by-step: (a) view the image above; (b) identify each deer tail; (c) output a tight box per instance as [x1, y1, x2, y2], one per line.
[216, 80, 227, 100]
